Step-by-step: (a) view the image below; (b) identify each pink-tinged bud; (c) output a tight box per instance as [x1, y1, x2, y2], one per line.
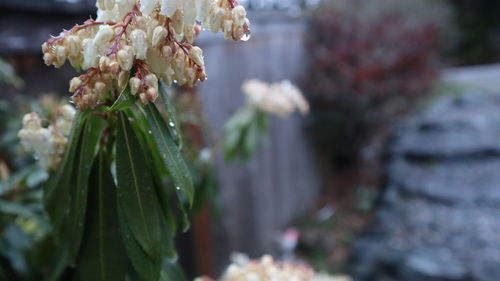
[146, 87, 158, 101]
[94, 81, 107, 97]
[118, 71, 129, 89]
[94, 25, 114, 47]
[139, 92, 148, 104]
[109, 61, 120, 74]
[69, 77, 82, 93]
[144, 73, 158, 91]
[99, 56, 111, 72]
[130, 29, 148, 60]
[188, 46, 204, 67]
[117, 46, 134, 71]
[43, 53, 55, 66]
[129, 77, 141, 95]
[152, 26, 168, 47]
[194, 24, 201, 37]
[231, 5, 247, 27]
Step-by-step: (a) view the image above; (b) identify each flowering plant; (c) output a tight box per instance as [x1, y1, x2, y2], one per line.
[223, 80, 308, 161]
[19, 0, 251, 280]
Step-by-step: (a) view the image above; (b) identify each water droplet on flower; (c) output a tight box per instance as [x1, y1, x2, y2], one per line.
[240, 33, 251, 42]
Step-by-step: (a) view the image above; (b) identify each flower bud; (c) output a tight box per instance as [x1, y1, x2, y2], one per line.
[140, 0, 156, 16]
[161, 45, 173, 57]
[94, 25, 114, 47]
[184, 25, 195, 43]
[94, 81, 107, 97]
[188, 46, 204, 67]
[22, 113, 42, 129]
[196, 0, 210, 22]
[118, 71, 129, 89]
[152, 26, 168, 47]
[223, 20, 233, 40]
[146, 87, 158, 101]
[69, 77, 83, 93]
[144, 73, 158, 91]
[232, 5, 247, 27]
[103, 0, 115, 10]
[129, 77, 141, 95]
[160, 0, 179, 17]
[130, 29, 148, 60]
[66, 35, 82, 58]
[82, 38, 99, 69]
[172, 9, 184, 35]
[99, 56, 111, 72]
[41, 42, 49, 53]
[117, 46, 134, 71]
[59, 105, 76, 120]
[109, 61, 120, 74]
[139, 92, 148, 104]
[43, 53, 55, 66]
[54, 46, 67, 67]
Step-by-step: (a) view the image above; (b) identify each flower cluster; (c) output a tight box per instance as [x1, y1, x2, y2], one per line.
[42, 0, 250, 110]
[18, 105, 76, 171]
[195, 255, 352, 281]
[242, 80, 310, 117]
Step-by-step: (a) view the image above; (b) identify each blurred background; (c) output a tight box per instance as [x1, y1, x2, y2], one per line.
[1, 0, 500, 280]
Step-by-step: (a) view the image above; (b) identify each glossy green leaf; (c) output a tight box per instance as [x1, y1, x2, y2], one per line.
[66, 114, 105, 264]
[159, 82, 182, 148]
[76, 151, 127, 281]
[108, 83, 135, 112]
[126, 106, 183, 233]
[116, 112, 161, 262]
[117, 201, 160, 281]
[44, 112, 87, 240]
[143, 104, 194, 206]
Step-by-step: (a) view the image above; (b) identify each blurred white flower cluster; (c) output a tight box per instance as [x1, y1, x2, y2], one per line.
[42, 0, 250, 110]
[17, 105, 76, 171]
[196, 255, 352, 281]
[242, 80, 309, 117]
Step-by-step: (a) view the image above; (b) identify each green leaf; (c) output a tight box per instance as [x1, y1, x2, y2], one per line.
[108, 83, 135, 112]
[66, 114, 105, 264]
[126, 107, 184, 233]
[116, 111, 162, 262]
[77, 151, 127, 281]
[159, 82, 182, 148]
[44, 112, 87, 240]
[117, 201, 160, 281]
[42, 250, 68, 281]
[160, 259, 187, 281]
[143, 103, 194, 206]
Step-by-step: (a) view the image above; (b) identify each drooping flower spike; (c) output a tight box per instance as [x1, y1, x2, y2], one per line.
[42, 0, 250, 110]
